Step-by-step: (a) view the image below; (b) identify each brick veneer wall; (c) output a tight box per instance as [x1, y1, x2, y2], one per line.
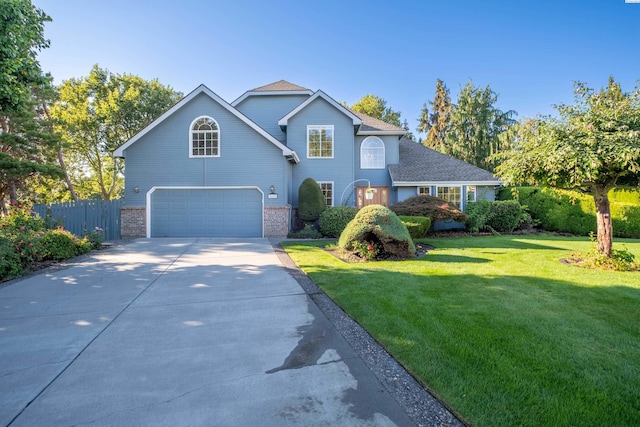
[264, 206, 291, 237]
[120, 206, 290, 238]
[121, 207, 146, 237]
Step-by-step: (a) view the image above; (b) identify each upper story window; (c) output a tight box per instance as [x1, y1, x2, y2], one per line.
[190, 116, 219, 157]
[307, 125, 333, 158]
[360, 136, 385, 169]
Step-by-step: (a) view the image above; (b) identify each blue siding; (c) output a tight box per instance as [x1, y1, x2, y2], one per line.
[235, 94, 310, 142]
[351, 135, 399, 205]
[286, 98, 356, 206]
[123, 93, 290, 208]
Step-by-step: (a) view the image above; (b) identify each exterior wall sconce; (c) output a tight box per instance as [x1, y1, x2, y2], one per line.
[133, 186, 139, 193]
[268, 185, 277, 199]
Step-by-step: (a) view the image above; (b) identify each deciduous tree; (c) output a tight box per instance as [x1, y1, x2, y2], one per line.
[51, 65, 182, 200]
[350, 94, 402, 127]
[495, 77, 640, 257]
[0, 0, 51, 115]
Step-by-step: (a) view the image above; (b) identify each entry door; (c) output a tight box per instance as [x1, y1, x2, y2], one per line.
[356, 186, 389, 208]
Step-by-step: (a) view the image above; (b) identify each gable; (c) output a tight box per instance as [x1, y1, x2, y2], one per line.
[114, 85, 299, 163]
[278, 90, 362, 130]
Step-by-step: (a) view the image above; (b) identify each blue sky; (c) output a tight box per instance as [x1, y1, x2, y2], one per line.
[33, 0, 640, 130]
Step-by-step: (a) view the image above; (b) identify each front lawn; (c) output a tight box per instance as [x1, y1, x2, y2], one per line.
[282, 235, 640, 427]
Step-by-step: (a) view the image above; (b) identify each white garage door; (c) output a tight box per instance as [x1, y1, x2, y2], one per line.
[149, 187, 263, 237]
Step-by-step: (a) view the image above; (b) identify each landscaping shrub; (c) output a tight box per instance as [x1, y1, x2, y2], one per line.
[390, 195, 467, 225]
[465, 200, 493, 233]
[499, 187, 640, 238]
[487, 200, 531, 232]
[39, 229, 82, 260]
[0, 237, 23, 280]
[84, 227, 104, 249]
[287, 224, 323, 239]
[339, 205, 415, 259]
[466, 200, 531, 233]
[398, 215, 431, 238]
[298, 177, 327, 222]
[319, 206, 358, 237]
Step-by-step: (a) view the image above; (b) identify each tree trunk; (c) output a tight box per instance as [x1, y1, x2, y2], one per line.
[57, 149, 79, 202]
[593, 187, 613, 257]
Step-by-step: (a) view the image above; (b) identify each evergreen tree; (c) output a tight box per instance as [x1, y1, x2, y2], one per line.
[446, 80, 516, 172]
[418, 79, 452, 152]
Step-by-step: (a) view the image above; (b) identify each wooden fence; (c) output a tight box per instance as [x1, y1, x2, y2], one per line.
[33, 199, 124, 242]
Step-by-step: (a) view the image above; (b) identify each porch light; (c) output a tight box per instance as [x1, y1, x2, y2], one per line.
[133, 186, 139, 193]
[270, 185, 276, 194]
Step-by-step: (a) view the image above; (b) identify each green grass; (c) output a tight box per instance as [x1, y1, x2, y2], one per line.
[282, 234, 640, 427]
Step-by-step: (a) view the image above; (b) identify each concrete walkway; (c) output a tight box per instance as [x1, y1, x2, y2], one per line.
[0, 238, 462, 426]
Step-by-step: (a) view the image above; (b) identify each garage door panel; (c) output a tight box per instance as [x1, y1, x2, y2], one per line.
[150, 188, 262, 237]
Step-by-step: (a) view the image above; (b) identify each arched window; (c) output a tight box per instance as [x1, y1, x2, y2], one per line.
[360, 136, 385, 169]
[190, 116, 219, 157]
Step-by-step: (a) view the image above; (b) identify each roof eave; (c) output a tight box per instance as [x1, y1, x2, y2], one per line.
[391, 180, 503, 187]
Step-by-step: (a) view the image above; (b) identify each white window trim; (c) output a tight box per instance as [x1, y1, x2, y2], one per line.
[436, 185, 463, 209]
[417, 186, 432, 196]
[360, 136, 385, 169]
[317, 181, 334, 207]
[307, 125, 334, 159]
[189, 115, 220, 158]
[467, 185, 477, 203]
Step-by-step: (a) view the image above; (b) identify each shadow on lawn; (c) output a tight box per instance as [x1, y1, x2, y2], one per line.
[423, 254, 490, 263]
[419, 233, 583, 251]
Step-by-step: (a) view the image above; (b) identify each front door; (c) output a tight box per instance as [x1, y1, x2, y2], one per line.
[356, 186, 389, 208]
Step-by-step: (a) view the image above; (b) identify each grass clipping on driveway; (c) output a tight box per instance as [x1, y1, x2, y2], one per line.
[282, 235, 640, 427]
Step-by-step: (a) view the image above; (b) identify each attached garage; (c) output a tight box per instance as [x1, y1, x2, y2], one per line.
[148, 187, 263, 237]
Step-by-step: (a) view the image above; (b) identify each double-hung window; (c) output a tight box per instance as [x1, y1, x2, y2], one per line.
[417, 186, 432, 196]
[307, 125, 333, 158]
[190, 116, 219, 157]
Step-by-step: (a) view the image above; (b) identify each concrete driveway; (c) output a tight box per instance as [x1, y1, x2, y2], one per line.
[0, 238, 461, 427]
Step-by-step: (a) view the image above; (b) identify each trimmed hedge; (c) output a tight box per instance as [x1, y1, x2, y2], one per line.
[466, 200, 531, 233]
[319, 206, 358, 237]
[497, 187, 640, 238]
[398, 216, 431, 238]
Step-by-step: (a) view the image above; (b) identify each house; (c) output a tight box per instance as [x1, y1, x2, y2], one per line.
[113, 80, 501, 238]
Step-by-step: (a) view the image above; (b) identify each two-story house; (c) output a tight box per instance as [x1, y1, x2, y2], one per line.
[114, 80, 500, 238]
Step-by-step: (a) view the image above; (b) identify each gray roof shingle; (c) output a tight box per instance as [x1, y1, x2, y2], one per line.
[389, 139, 501, 184]
[252, 80, 310, 92]
[349, 110, 405, 132]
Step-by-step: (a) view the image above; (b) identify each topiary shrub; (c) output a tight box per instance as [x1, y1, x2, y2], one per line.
[398, 216, 431, 239]
[298, 178, 327, 222]
[319, 206, 358, 237]
[390, 195, 467, 225]
[339, 205, 415, 259]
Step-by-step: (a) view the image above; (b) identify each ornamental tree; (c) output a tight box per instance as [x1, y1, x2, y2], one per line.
[495, 77, 640, 257]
